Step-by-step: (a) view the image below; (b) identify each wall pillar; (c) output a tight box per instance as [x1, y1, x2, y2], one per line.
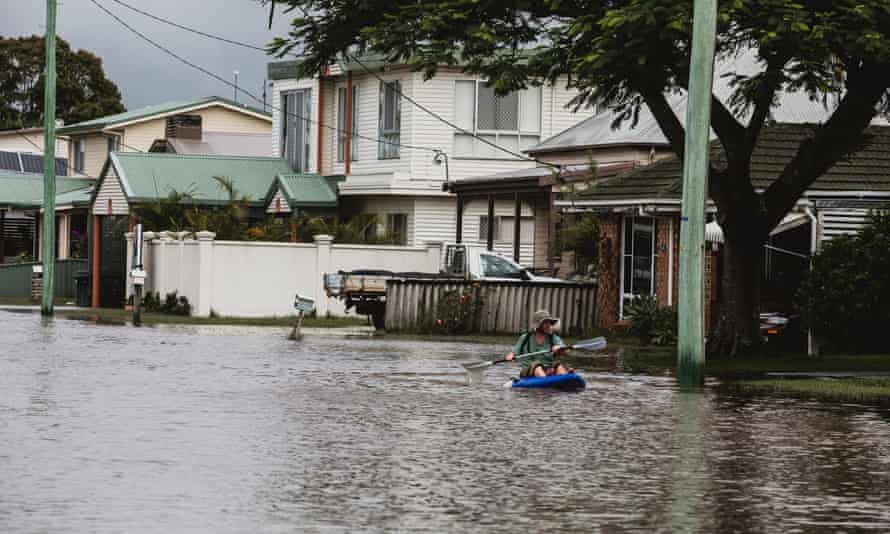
[313, 234, 333, 317]
[154, 231, 174, 298]
[424, 240, 443, 271]
[142, 231, 156, 294]
[195, 231, 215, 317]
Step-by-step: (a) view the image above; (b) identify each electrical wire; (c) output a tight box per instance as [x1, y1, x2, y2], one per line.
[89, 0, 439, 155]
[99, 0, 563, 168]
[14, 130, 99, 180]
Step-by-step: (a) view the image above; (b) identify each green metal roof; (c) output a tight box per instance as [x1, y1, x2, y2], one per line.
[110, 152, 293, 205]
[58, 96, 271, 135]
[0, 174, 94, 209]
[267, 173, 339, 208]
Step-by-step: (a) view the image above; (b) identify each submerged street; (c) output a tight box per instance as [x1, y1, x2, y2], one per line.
[1, 309, 889, 533]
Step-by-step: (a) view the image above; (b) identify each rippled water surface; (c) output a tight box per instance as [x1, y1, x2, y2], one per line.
[1, 310, 890, 533]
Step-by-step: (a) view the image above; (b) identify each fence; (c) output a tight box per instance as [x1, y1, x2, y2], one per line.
[126, 231, 443, 317]
[0, 259, 87, 299]
[385, 279, 598, 336]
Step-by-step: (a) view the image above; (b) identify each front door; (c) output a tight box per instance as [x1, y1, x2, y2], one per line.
[99, 216, 127, 308]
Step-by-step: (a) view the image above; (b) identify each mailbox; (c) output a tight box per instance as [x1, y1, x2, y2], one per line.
[294, 294, 315, 313]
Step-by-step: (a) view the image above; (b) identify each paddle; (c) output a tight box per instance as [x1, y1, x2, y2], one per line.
[461, 336, 608, 373]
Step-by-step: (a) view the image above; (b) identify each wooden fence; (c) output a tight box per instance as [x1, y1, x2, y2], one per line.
[0, 259, 87, 299]
[385, 279, 597, 336]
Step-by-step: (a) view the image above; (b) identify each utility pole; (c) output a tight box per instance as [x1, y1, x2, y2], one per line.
[677, 0, 717, 386]
[41, 0, 58, 316]
[233, 70, 239, 103]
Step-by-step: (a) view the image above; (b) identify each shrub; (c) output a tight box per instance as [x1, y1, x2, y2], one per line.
[555, 213, 600, 277]
[432, 288, 483, 334]
[798, 211, 890, 352]
[142, 291, 191, 316]
[624, 295, 677, 346]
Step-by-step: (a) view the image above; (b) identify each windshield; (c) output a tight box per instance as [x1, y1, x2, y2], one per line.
[481, 253, 523, 279]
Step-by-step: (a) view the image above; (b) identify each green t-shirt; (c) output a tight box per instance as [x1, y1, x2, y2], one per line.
[513, 331, 564, 371]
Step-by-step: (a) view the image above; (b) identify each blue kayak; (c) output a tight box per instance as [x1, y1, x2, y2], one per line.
[510, 372, 586, 390]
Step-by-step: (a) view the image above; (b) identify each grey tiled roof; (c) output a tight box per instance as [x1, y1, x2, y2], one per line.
[571, 123, 890, 203]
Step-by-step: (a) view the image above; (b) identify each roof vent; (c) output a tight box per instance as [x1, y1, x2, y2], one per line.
[165, 114, 202, 140]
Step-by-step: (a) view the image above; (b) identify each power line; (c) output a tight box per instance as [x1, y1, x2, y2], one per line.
[99, 0, 562, 169]
[106, 0, 267, 53]
[14, 130, 99, 180]
[89, 0, 439, 155]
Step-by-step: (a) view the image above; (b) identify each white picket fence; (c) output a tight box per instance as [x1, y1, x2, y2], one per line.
[125, 231, 442, 317]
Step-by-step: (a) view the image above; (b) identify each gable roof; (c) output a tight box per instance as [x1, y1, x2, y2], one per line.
[265, 174, 340, 209]
[104, 152, 293, 205]
[0, 174, 94, 209]
[528, 51, 890, 156]
[567, 123, 890, 206]
[58, 96, 271, 135]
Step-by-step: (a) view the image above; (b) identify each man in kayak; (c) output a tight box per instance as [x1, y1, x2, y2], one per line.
[505, 310, 571, 377]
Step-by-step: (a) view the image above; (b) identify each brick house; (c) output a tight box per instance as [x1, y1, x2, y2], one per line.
[564, 123, 890, 331]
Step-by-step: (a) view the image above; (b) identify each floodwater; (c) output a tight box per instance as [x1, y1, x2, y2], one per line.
[1, 311, 889, 533]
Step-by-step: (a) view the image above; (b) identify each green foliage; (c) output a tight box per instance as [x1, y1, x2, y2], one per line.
[624, 295, 677, 346]
[0, 35, 125, 129]
[432, 288, 483, 334]
[134, 178, 396, 244]
[288, 213, 401, 244]
[556, 213, 600, 277]
[799, 211, 890, 352]
[142, 291, 191, 316]
[133, 190, 194, 233]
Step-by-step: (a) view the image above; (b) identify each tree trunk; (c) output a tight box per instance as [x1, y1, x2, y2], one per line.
[707, 231, 763, 357]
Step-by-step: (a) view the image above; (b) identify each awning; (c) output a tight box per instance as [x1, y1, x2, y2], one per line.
[705, 212, 810, 244]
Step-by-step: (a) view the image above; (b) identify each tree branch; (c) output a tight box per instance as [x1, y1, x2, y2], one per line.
[763, 62, 890, 229]
[744, 54, 791, 155]
[710, 95, 746, 167]
[638, 86, 686, 159]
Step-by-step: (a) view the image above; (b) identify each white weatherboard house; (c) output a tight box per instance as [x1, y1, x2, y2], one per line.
[268, 56, 597, 256]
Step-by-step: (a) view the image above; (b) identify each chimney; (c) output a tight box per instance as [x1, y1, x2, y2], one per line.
[165, 114, 202, 140]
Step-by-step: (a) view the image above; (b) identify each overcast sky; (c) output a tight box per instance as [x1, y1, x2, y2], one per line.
[1, 0, 295, 111]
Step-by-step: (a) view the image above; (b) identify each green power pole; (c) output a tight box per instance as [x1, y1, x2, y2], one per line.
[677, 0, 717, 386]
[41, 0, 58, 316]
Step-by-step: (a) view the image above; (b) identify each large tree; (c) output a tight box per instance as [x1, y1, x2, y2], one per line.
[0, 35, 125, 130]
[266, 1, 890, 356]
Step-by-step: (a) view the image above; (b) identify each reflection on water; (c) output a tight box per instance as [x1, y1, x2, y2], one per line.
[0, 310, 889, 533]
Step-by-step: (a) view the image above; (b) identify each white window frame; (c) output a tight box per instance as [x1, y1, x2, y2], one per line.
[281, 88, 312, 172]
[619, 215, 657, 319]
[73, 139, 85, 173]
[337, 84, 359, 163]
[378, 80, 401, 160]
[453, 80, 542, 158]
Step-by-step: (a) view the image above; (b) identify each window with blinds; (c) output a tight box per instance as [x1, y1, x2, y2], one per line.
[454, 81, 542, 158]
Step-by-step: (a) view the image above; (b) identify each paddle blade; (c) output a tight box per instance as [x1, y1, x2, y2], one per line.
[573, 337, 607, 352]
[461, 360, 494, 371]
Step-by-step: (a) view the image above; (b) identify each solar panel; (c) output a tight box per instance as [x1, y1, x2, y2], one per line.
[0, 151, 22, 172]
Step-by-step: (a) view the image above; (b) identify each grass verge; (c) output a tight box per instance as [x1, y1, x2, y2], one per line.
[727, 378, 890, 405]
[47, 307, 369, 328]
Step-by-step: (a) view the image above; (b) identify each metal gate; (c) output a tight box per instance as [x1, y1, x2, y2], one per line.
[99, 216, 127, 308]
